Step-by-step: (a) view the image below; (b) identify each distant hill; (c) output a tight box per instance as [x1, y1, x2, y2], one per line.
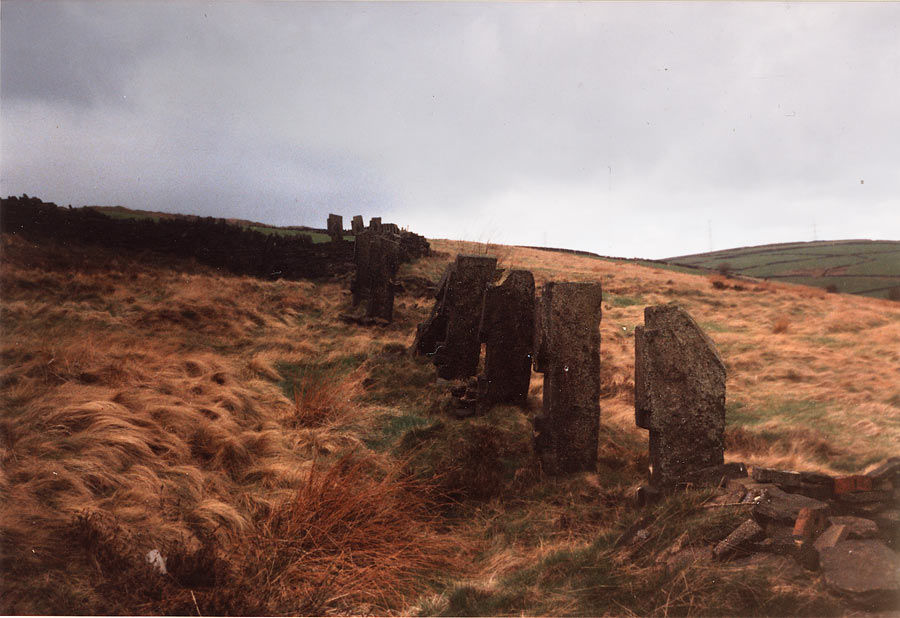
[663, 239, 900, 300]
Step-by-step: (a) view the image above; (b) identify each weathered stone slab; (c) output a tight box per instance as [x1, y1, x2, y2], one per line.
[327, 213, 343, 241]
[350, 230, 399, 321]
[866, 457, 900, 483]
[476, 270, 535, 412]
[814, 524, 850, 552]
[819, 540, 900, 599]
[635, 304, 726, 489]
[429, 255, 498, 380]
[365, 234, 400, 321]
[752, 485, 829, 523]
[351, 215, 364, 235]
[532, 281, 602, 474]
[411, 263, 455, 356]
[828, 516, 880, 539]
[369, 217, 382, 234]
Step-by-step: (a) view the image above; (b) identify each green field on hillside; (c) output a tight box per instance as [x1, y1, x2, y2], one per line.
[90, 206, 352, 243]
[665, 240, 900, 299]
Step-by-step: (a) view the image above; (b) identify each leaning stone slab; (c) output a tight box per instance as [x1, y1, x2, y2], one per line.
[351, 215, 365, 235]
[532, 281, 603, 474]
[819, 540, 900, 600]
[476, 270, 535, 412]
[814, 524, 850, 553]
[713, 518, 765, 561]
[635, 304, 726, 489]
[430, 255, 498, 380]
[411, 263, 455, 357]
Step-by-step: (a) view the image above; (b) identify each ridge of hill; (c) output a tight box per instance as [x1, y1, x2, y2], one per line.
[662, 239, 900, 300]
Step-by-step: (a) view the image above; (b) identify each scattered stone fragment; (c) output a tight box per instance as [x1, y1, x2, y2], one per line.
[476, 270, 535, 413]
[828, 516, 880, 539]
[834, 475, 873, 495]
[327, 213, 343, 241]
[814, 524, 850, 553]
[752, 485, 829, 524]
[819, 540, 900, 600]
[793, 506, 829, 542]
[634, 304, 726, 489]
[532, 281, 603, 474]
[714, 518, 765, 561]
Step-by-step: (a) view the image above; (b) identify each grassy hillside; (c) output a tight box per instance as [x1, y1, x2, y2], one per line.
[1, 233, 899, 615]
[665, 239, 900, 300]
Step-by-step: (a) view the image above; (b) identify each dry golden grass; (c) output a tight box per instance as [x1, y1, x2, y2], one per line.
[2, 232, 898, 615]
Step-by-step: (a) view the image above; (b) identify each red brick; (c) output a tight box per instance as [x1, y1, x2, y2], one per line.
[793, 507, 828, 541]
[834, 475, 873, 495]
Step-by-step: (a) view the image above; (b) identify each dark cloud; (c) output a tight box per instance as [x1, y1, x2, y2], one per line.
[2, 1, 898, 258]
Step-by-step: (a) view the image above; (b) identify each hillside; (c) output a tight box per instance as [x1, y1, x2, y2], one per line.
[664, 240, 900, 300]
[1, 232, 899, 615]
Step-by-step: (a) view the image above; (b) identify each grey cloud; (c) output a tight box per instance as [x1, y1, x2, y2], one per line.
[2, 1, 898, 259]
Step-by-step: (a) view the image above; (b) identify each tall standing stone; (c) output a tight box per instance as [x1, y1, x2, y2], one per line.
[476, 270, 535, 412]
[532, 282, 603, 474]
[369, 217, 382, 234]
[327, 214, 343, 241]
[635, 304, 726, 489]
[350, 230, 399, 321]
[351, 230, 373, 307]
[351, 215, 365, 235]
[413, 255, 497, 380]
[366, 234, 400, 321]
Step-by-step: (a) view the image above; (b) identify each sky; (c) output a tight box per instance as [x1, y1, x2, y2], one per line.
[2, 1, 898, 259]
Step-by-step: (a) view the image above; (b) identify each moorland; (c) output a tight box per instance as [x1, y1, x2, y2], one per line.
[1, 215, 899, 615]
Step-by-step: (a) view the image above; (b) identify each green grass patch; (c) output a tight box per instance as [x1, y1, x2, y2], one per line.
[274, 354, 367, 399]
[364, 411, 432, 451]
[603, 291, 645, 308]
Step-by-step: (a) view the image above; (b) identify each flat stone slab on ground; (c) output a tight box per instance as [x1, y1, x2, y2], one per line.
[752, 485, 829, 523]
[819, 540, 900, 598]
[828, 516, 880, 539]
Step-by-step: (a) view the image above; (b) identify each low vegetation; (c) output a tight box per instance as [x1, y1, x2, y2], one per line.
[664, 239, 900, 300]
[1, 231, 898, 615]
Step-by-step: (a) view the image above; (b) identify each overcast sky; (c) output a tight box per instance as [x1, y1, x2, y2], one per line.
[2, 1, 898, 258]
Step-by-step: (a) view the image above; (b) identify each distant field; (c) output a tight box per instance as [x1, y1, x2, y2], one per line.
[665, 239, 900, 299]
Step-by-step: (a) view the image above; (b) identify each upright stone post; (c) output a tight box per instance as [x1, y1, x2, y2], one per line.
[476, 270, 535, 413]
[351, 215, 365, 235]
[366, 234, 400, 321]
[635, 304, 726, 490]
[351, 230, 373, 307]
[327, 214, 343, 242]
[369, 217, 382, 234]
[428, 255, 497, 380]
[532, 282, 603, 474]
